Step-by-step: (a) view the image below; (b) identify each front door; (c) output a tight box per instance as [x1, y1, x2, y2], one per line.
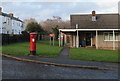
[86, 33, 91, 46]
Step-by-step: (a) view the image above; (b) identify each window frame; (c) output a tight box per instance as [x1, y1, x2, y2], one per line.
[103, 32, 120, 41]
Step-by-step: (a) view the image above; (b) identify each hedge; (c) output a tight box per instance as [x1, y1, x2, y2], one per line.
[2, 33, 30, 45]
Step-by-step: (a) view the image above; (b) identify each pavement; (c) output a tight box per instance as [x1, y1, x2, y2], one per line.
[57, 46, 70, 59]
[1, 46, 120, 71]
[14, 55, 119, 70]
[14, 46, 119, 70]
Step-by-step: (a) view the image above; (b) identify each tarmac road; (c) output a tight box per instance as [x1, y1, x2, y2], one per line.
[2, 57, 119, 79]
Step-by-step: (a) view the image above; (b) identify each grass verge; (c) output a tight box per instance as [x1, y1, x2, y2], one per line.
[69, 47, 119, 63]
[2, 40, 62, 58]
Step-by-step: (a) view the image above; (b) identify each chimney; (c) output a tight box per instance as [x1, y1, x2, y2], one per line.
[92, 11, 96, 16]
[9, 13, 14, 16]
[92, 10, 96, 21]
[76, 24, 78, 29]
[0, 7, 2, 12]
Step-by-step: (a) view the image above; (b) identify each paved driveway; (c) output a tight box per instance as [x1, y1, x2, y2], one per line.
[2, 57, 118, 79]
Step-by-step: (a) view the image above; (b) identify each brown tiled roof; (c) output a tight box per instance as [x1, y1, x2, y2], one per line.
[70, 14, 119, 29]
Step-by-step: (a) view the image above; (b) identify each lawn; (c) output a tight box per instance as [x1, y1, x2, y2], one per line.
[2, 41, 120, 62]
[69, 47, 119, 63]
[2, 40, 62, 58]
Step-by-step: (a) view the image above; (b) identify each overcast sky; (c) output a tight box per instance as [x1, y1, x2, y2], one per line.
[1, 0, 120, 22]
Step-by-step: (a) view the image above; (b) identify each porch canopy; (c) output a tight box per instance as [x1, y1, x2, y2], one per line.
[59, 29, 120, 50]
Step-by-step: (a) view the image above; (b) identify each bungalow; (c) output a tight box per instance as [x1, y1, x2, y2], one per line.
[59, 11, 120, 50]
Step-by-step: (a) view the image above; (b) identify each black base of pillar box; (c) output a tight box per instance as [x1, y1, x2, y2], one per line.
[30, 51, 36, 55]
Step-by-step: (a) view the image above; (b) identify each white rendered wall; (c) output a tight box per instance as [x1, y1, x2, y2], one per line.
[0, 15, 2, 34]
[12, 20, 23, 34]
[1, 14, 24, 35]
[2, 16, 12, 34]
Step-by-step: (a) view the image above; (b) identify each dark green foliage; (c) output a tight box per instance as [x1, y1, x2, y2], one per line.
[2, 34, 30, 45]
[26, 22, 43, 33]
[21, 31, 29, 35]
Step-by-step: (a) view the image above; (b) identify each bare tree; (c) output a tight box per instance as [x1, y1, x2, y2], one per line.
[40, 16, 70, 34]
[24, 18, 37, 29]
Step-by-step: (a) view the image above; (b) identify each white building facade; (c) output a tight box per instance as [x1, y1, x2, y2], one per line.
[0, 10, 25, 34]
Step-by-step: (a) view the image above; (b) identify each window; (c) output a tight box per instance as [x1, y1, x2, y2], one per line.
[109, 33, 113, 40]
[12, 20, 14, 26]
[12, 29, 14, 34]
[104, 33, 109, 40]
[7, 31, 9, 34]
[104, 32, 120, 41]
[8, 18, 10, 25]
[5, 17, 7, 22]
[115, 33, 120, 40]
[92, 16, 96, 21]
[19, 30, 21, 34]
[21, 24, 23, 28]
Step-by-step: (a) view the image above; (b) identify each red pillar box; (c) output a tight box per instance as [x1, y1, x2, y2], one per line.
[30, 33, 37, 55]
